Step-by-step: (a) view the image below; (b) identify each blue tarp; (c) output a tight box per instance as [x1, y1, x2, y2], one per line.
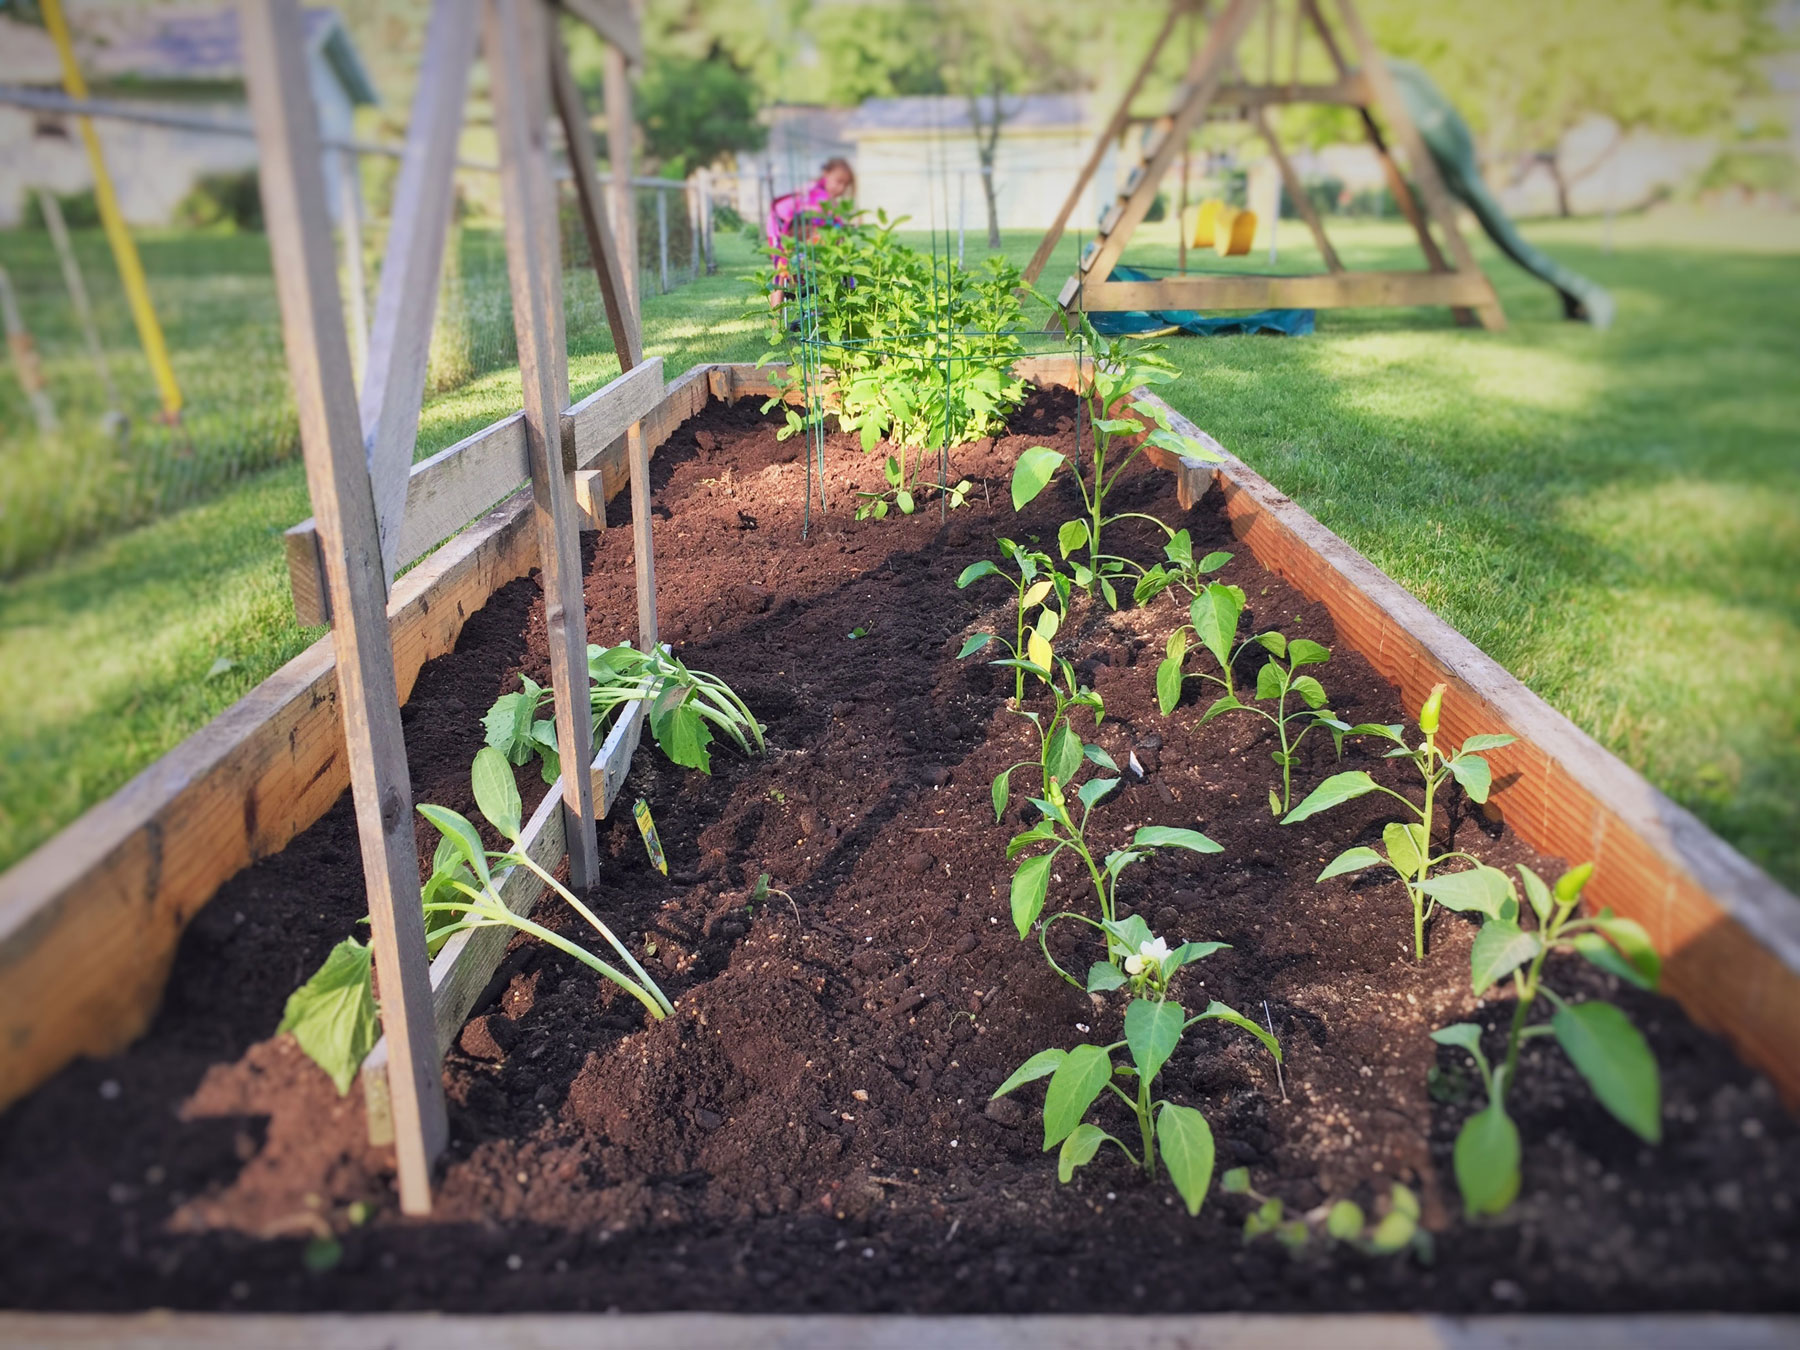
[1084, 265, 1314, 338]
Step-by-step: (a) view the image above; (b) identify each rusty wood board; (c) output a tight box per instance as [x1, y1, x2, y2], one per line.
[1136, 392, 1800, 1107]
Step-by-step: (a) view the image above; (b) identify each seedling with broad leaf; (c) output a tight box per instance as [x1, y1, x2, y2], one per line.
[955, 538, 1072, 702]
[1285, 683, 1517, 959]
[985, 654, 1105, 821]
[992, 931, 1279, 1215]
[1431, 861, 1662, 1218]
[486, 646, 765, 781]
[283, 747, 674, 1093]
[854, 454, 915, 520]
[1159, 602, 1343, 816]
[1132, 531, 1233, 606]
[1220, 1168, 1431, 1260]
[1009, 322, 1221, 607]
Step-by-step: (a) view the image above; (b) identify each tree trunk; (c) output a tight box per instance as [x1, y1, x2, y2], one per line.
[969, 80, 1004, 249]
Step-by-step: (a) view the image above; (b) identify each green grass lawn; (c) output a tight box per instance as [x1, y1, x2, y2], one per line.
[1, 211, 1795, 897]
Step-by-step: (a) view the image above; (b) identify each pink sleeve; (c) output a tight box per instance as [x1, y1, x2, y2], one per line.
[766, 194, 796, 251]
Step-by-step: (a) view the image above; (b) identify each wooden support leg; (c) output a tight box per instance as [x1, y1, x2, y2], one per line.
[1250, 106, 1341, 271]
[604, 43, 638, 314]
[628, 423, 657, 651]
[238, 0, 447, 1215]
[486, 0, 602, 888]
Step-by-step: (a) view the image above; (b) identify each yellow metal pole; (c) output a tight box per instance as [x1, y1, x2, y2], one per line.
[40, 0, 183, 418]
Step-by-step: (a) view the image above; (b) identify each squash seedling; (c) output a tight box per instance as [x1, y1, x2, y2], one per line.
[1432, 861, 1662, 1217]
[854, 454, 915, 520]
[1132, 530, 1233, 606]
[955, 538, 1071, 702]
[1284, 683, 1517, 959]
[1220, 1168, 1431, 1260]
[992, 924, 1279, 1215]
[282, 747, 675, 1093]
[1009, 323, 1220, 607]
[486, 646, 765, 781]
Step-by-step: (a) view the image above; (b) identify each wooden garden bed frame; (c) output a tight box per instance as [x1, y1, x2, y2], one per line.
[4, 355, 1796, 1151]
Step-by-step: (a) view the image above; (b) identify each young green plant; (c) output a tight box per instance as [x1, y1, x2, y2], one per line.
[281, 747, 674, 1093]
[955, 537, 1072, 702]
[1009, 322, 1220, 607]
[1157, 584, 1343, 815]
[1432, 861, 1662, 1217]
[1132, 530, 1233, 606]
[984, 653, 1105, 820]
[1284, 683, 1517, 959]
[1220, 1167, 1431, 1260]
[991, 923, 1280, 1214]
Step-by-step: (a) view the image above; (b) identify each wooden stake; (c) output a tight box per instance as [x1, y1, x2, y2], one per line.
[603, 42, 639, 312]
[237, 0, 447, 1215]
[361, 0, 481, 582]
[485, 0, 601, 887]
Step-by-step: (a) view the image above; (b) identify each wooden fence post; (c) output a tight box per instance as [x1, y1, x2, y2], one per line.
[238, 0, 447, 1215]
[484, 0, 601, 887]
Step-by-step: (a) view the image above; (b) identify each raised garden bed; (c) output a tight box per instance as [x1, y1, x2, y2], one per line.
[1, 366, 1796, 1325]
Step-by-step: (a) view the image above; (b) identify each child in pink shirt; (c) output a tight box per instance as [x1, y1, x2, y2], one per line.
[766, 157, 855, 307]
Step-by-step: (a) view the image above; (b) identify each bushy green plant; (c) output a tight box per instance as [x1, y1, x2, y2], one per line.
[755, 208, 1029, 476]
[1432, 861, 1662, 1217]
[1284, 683, 1517, 959]
[991, 921, 1279, 1215]
[955, 538, 1072, 702]
[1155, 577, 1344, 816]
[1009, 320, 1221, 606]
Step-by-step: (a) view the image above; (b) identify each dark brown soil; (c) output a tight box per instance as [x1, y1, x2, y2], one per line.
[1, 387, 1795, 1315]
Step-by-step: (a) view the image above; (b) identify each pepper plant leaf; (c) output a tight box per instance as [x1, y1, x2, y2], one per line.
[1282, 771, 1379, 823]
[1042, 1044, 1115, 1149]
[1191, 999, 1282, 1062]
[1469, 920, 1542, 995]
[1057, 519, 1090, 560]
[1446, 753, 1494, 803]
[992, 1047, 1067, 1098]
[1190, 583, 1245, 670]
[1552, 1000, 1662, 1142]
[1156, 656, 1185, 715]
[1125, 997, 1184, 1085]
[1086, 962, 1129, 993]
[1132, 825, 1223, 854]
[1384, 822, 1427, 878]
[1057, 1123, 1115, 1182]
[1318, 846, 1384, 881]
[1156, 1103, 1216, 1216]
[1011, 446, 1065, 510]
[1516, 864, 1554, 925]
[1453, 1100, 1521, 1216]
[1289, 639, 1330, 667]
[957, 632, 995, 659]
[1010, 853, 1053, 937]
[1430, 1022, 1492, 1088]
[1419, 866, 1517, 922]
[1461, 733, 1517, 754]
[279, 938, 378, 1097]
[1046, 723, 1083, 787]
[956, 560, 999, 588]
[1569, 914, 1661, 990]
[1291, 676, 1329, 711]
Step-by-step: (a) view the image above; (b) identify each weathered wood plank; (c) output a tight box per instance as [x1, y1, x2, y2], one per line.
[560, 357, 663, 472]
[485, 0, 600, 887]
[1136, 392, 1800, 1108]
[1078, 270, 1495, 313]
[558, 0, 641, 64]
[0, 1310, 1793, 1348]
[239, 0, 446, 1213]
[603, 41, 638, 313]
[360, 0, 480, 583]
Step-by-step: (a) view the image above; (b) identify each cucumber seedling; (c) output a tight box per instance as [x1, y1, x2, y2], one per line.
[1284, 683, 1517, 959]
[1009, 321, 1220, 607]
[1432, 861, 1663, 1217]
[1221, 1168, 1431, 1261]
[956, 538, 1072, 702]
[992, 925, 1279, 1215]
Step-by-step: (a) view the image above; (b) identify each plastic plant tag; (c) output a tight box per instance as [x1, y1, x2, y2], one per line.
[633, 797, 668, 875]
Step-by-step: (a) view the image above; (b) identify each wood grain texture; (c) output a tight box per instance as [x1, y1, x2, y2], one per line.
[1136, 392, 1800, 1107]
[560, 357, 663, 472]
[603, 41, 637, 313]
[486, 0, 600, 888]
[1078, 270, 1494, 313]
[359, 0, 480, 582]
[238, 0, 446, 1211]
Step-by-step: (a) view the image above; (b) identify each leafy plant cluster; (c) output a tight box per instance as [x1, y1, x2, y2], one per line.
[756, 206, 1030, 488]
[947, 339, 1669, 1232]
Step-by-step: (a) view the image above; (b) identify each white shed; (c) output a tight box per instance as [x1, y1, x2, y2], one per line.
[844, 94, 1116, 234]
[0, 5, 377, 228]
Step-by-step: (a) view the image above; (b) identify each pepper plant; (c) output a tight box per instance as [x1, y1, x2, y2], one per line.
[1159, 599, 1343, 817]
[1432, 861, 1662, 1217]
[1284, 683, 1517, 959]
[1009, 322, 1220, 607]
[955, 538, 1072, 702]
[1132, 531, 1233, 606]
[992, 921, 1279, 1214]
[984, 654, 1106, 820]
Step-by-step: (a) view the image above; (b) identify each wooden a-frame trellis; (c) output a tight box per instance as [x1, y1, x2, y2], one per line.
[1024, 0, 1506, 332]
[241, 0, 658, 1215]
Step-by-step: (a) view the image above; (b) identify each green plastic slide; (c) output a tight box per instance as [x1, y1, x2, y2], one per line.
[1387, 60, 1614, 329]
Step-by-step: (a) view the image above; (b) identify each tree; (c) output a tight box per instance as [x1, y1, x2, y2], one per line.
[635, 51, 767, 176]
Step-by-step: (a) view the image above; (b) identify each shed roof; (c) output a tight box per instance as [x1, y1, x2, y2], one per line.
[0, 6, 378, 105]
[846, 93, 1086, 137]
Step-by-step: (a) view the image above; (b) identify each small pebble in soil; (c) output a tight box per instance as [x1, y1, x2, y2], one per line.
[98, 1079, 120, 1100]
[921, 765, 953, 787]
[904, 851, 934, 875]
[506, 1254, 523, 1271]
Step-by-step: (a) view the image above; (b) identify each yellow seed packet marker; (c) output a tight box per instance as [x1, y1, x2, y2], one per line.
[633, 797, 668, 875]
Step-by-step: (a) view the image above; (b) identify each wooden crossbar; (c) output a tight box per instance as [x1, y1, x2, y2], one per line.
[285, 359, 664, 626]
[1073, 269, 1496, 313]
